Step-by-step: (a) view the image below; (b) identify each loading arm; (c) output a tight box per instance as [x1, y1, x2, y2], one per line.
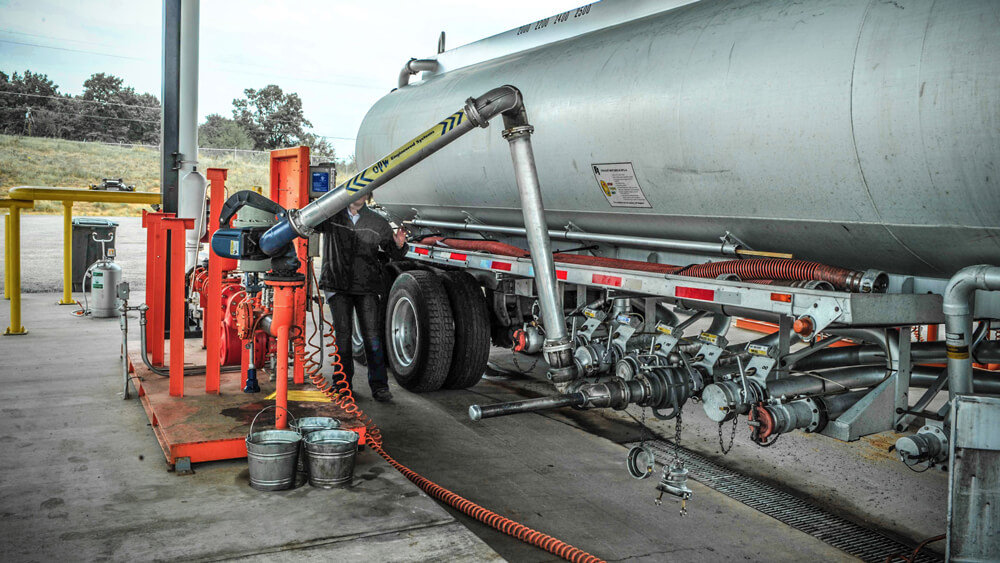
[234, 84, 577, 384]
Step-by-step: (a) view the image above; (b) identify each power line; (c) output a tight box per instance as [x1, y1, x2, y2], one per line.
[0, 90, 159, 111]
[0, 28, 122, 48]
[0, 39, 147, 61]
[30, 106, 160, 124]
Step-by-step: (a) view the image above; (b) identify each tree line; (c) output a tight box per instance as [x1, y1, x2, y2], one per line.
[0, 70, 333, 157]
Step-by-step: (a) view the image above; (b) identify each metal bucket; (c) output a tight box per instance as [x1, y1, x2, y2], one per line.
[246, 406, 301, 491]
[289, 417, 341, 473]
[305, 429, 359, 488]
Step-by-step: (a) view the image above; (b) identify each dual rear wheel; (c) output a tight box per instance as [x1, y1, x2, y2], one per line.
[384, 269, 491, 392]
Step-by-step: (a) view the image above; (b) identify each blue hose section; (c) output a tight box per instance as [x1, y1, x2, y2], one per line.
[259, 218, 298, 256]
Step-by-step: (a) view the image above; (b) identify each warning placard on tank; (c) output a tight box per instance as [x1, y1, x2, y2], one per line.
[591, 163, 651, 208]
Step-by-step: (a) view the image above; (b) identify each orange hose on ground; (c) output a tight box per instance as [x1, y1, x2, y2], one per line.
[299, 271, 603, 563]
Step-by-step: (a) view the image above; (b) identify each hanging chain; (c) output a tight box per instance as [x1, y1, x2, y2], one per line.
[639, 408, 648, 447]
[718, 415, 738, 455]
[673, 409, 683, 468]
[510, 349, 540, 374]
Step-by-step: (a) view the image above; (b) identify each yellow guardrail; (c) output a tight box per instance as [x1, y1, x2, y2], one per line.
[3, 187, 159, 335]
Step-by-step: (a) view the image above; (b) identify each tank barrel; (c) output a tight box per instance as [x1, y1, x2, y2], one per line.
[469, 392, 586, 421]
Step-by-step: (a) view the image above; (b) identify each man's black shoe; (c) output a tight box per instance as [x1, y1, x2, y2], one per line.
[372, 388, 393, 403]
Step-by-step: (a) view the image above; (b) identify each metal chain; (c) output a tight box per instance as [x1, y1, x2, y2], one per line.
[510, 350, 540, 374]
[673, 409, 683, 468]
[639, 408, 648, 447]
[718, 415, 738, 455]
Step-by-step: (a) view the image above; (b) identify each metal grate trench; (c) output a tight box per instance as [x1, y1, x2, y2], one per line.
[625, 439, 942, 563]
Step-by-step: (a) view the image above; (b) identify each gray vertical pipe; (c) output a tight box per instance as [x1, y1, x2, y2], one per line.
[160, 0, 181, 214]
[504, 128, 565, 345]
[943, 265, 1000, 399]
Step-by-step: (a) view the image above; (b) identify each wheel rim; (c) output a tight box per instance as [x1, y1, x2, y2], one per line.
[351, 312, 363, 350]
[390, 296, 418, 368]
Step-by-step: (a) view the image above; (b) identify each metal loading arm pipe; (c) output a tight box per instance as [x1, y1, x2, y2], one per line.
[407, 219, 741, 256]
[470, 392, 586, 421]
[258, 85, 525, 256]
[943, 265, 1000, 399]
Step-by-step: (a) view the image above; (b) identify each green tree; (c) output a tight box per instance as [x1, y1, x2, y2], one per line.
[232, 84, 312, 151]
[199, 113, 253, 149]
[0, 70, 66, 137]
[302, 132, 335, 159]
[76, 72, 160, 144]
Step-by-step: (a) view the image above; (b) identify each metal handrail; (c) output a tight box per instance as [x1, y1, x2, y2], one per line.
[3, 186, 159, 335]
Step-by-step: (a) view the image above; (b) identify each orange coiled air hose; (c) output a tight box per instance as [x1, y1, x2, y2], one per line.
[300, 267, 602, 563]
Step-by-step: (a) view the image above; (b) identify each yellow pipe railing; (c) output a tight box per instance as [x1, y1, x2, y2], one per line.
[4, 187, 159, 334]
[1, 199, 36, 335]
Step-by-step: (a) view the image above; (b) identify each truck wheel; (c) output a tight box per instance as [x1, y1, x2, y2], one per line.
[351, 311, 367, 366]
[440, 271, 490, 389]
[385, 271, 454, 392]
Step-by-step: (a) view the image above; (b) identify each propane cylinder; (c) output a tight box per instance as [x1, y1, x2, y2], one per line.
[90, 257, 122, 318]
[179, 166, 209, 272]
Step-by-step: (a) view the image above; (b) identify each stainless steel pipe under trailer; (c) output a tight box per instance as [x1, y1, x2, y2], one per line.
[240, 0, 1000, 559]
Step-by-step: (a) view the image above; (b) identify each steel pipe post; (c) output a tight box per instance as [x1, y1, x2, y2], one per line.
[60, 201, 74, 305]
[267, 282, 300, 429]
[4, 213, 9, 300]
[3, 204, 29, 335]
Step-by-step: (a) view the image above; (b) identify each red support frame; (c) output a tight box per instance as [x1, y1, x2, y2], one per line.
[161, 217, 194, 397]
[204, 168, 236, 394]
[142, 211, 174, 366]
[269, 147, 311, 385]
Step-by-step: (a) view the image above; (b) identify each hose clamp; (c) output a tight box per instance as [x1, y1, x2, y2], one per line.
[286, 208, 315, 238]
[502, 125, 535, 140]
[464, 97, 489, 128]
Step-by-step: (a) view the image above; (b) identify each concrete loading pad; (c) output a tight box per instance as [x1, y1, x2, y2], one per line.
[0, 290, 948, 561]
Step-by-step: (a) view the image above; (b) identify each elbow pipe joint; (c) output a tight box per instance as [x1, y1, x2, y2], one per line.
[398, 58, 439, 88]
[464, 85, 524, 129]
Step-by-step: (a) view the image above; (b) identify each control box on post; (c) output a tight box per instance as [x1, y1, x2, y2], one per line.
[309, 162, 336, 200]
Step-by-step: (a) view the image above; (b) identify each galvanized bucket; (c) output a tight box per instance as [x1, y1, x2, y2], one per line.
[246, 406, 301, 491]
[289, 417, 341, 474]
[305, 429, 359, 488]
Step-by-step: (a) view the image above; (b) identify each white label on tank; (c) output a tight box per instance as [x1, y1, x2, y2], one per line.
[591, 162, 651, 208]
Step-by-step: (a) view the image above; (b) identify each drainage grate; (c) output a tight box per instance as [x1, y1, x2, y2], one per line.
[625, 439, 942, 563]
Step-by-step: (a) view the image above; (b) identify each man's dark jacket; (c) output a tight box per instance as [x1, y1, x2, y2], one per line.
[317, 206, 406, 294]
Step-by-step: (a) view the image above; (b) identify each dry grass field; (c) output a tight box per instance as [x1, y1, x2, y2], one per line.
[0, 134, 271, 215]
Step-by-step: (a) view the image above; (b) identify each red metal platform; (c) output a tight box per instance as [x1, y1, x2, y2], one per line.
[127, 339, 365, 470]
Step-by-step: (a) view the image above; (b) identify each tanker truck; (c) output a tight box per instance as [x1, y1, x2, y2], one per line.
[214, 0, 999, 557]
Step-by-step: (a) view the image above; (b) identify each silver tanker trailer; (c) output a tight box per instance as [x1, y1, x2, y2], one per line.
[235, 0, 999, 558]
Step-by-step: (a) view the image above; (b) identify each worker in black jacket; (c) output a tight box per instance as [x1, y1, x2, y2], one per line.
[317, 194, 407, 402]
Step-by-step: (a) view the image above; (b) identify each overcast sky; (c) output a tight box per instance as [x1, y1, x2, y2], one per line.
[0, 0, 585, 158]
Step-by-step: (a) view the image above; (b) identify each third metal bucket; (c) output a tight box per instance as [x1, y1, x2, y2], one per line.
[304, 429, 359, 488]
[289, 417, 341, 473]
[246, 406, 301, 491]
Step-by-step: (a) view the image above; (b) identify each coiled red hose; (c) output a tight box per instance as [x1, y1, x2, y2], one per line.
[300, 267, 604, 563]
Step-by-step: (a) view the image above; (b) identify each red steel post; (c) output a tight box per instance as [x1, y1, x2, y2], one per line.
[204, 168, 231, 394]
[142, 211, 174, 366]
[162, 217, 194, 397]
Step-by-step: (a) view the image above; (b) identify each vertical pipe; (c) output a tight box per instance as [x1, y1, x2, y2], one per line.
[5, 207, 25, 335]
[943, 265, 1000, 400]
[148, 214, 171, 365]
[4, 213, 10, 300]
[160, 0, 181, 215]
[276, 325, 289, 429]
[60, 201, 74, 304]
[504, 130, 565, 344]
[270, 283, 295, 429]
[204, 169, 227, 394]
[503, 123, 575, 383]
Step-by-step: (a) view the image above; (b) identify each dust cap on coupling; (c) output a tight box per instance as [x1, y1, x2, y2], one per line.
[469, 405, 482, 421]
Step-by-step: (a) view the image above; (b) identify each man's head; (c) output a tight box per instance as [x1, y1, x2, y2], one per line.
[348, 193, 372, 213]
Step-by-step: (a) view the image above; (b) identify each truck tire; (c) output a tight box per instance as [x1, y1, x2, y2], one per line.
[385, 270, 455, 392]
[351, 311, 367, 366]
[440, 271, 491, 389]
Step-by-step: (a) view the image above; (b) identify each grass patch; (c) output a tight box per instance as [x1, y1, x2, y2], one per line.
[0, 134, 271, 216]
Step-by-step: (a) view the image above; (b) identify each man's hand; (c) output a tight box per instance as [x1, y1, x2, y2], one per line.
[393, 227, 407, 249]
